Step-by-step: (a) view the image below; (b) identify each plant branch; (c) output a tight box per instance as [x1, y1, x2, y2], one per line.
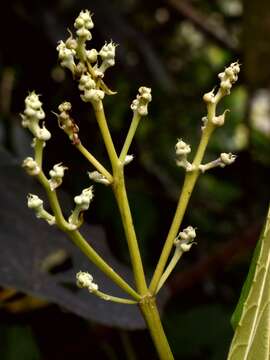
[149, 119, 215, 294]
[119, 112, 141, 162]
[92, 102, 119, 165]
[75, 142, 113, 182]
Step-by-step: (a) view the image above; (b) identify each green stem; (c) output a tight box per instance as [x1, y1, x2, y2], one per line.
[37, 171, 71, 231]
[92, 102, 119, 165]
[95, 290, 138, 304]
[67, 230, 141, 300]
[92, 101, 148, 295]
[139, 296, 174, 360]
[156, 248, 183, 293]
[149, 122, 215, 294]
[75, 142, 113, 182]
[113, 165, 148, 295]
[34, 138, 44, 168]
[119, 112, 141, 162]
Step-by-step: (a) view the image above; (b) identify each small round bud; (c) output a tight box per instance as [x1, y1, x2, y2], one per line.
[220, 152, 236, 166]
[76, 271, 98, 292]
[74, 186, 94, 211]
[131, 87, 152, 116]
[27, 194, 43, 210]
[22, 157, 40, 176]
[174, 226, 196, 252]
[203, 90, 215, 104]
[49, 163, 68, 190]
[86, 49, 98, 63]
[88, 171, 110, 185]
[175, 139, 191, 156]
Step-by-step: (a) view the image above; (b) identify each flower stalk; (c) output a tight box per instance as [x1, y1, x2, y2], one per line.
[20, 9, 240, 359]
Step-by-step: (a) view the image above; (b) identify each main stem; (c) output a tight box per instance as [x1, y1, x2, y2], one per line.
[113, 164, 148, 295]
[139, 296, 174, 360]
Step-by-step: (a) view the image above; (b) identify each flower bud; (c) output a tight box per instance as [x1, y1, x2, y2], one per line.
[49, 163, 68, 190]
[220, 152, 236, 166]
[56, 41, 76, 74]
[218, 61, 240, 95]
[22, 157, 40, 176]
[99, 41, 116, 73]
[21, 92, 51, 141]
[131, 87, 152, 116]
[174, 226, 196, 252]
[76, 271, 98, 292]
[88, 171, 110, 185]
[74, 10, 94, 42]
[27, 194, 55, 225]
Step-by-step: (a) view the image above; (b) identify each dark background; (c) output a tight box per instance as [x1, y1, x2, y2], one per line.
[0, 0, 270, 359]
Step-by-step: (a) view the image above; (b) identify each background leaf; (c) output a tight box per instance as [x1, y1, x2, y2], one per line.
[0, 149, 168, 330]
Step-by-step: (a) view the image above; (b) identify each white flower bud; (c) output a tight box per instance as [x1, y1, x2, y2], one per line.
[88, 171, 110, 185]
[49, 163, 68, 190]
[203, 90, 215, 104]
[81, 89, 105, 103]
[175, 139, 194, 171]
[218, 61, 240, 95]
[99, 41, 116, 73]
[22, 157, 40, 176]
[76, 271, 98, 292]
[27, 194, 43, 210]
[21, 92, 51, 141]
[212, 110, 229, 127]
[27, 194, 55, 225]
[74, 10, 94, 42]
[79, 74, 96, 91]
[220, 152, 237, 166]
[74, 187, 94, 210]
[56, 40, 76, 74]
[86, 49, 98, 63]
[174, 226, 196, 252]
[131, 87, 152, 116]
[69, 186, 94, 227]
[123, 154, 134, 165]
[175, 139, 191, 156]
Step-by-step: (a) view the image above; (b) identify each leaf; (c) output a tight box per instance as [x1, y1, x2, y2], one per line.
[227, 203, 270, 359]
[0, 149, 169, 329]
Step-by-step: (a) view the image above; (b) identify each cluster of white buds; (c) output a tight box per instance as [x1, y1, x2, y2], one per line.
[76, 271, 98, 292]
[56, 41, 76, 74]
[27, 194, 55, 225]
[174, 226, 196, 252]
[22, 157, 40, 176]
[131, 87, 152, 116]
[79, 73, 104, 104]
[99, 41, 116, 74]
[199, 152, 236, 173]
[175, 139, 194, 171]
[88, 171, 110, 186]
[74, 10, 94, 42]
[68, 186, 94, 227]
[21, 92, 51, 141]
[218, 61, 240, 95]
[55, 102, 80, 144]
[48, 163, 68, 191]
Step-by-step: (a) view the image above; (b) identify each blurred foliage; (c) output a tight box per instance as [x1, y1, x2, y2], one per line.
[0, 0, 269, 359]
